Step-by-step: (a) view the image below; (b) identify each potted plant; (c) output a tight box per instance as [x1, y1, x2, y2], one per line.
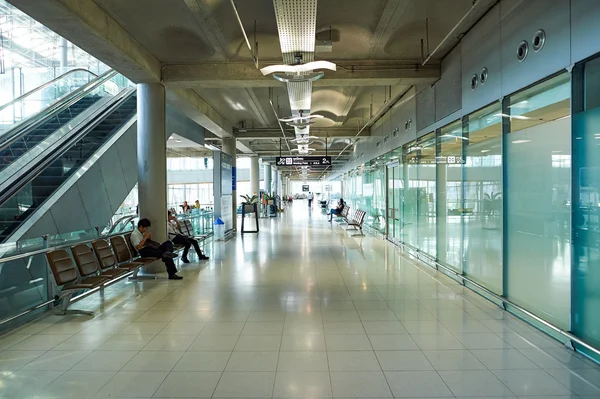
[240, 194, 259, 214]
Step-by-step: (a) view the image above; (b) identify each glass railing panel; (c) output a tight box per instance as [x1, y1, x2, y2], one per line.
[0, 69, 97, 133]
[0, 252, 50, 333]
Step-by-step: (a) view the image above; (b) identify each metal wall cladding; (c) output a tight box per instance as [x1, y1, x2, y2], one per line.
[20, 211, 58, 240]
[390, 95, 417, 149]
[435, 43, 463, 121]
[416, 84, 435, 132]
[571, 0, 600, 63]
[77, 163, 113, 229]
[461, 3, 502, 115]
[115, 130, 138, 189]
[50, 187, 93, 234]
[98, 142, 129, 211]
[500, 0, 570, 96]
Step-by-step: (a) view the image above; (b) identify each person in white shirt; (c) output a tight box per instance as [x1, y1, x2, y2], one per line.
[307, 192, 314, 207]
[131, 218, 182, 280]
[168, 211, 209, 262]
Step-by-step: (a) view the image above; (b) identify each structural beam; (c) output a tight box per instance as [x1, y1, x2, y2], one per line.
[162, 61, 440, 89]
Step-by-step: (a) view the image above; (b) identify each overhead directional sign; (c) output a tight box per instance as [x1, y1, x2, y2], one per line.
[276, 156, 332, 166]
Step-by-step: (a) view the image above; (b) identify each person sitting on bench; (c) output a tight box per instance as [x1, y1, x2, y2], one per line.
[131, 218, 183, 280]
[168, 211, 209, 263]
[328, 198, 345, 222]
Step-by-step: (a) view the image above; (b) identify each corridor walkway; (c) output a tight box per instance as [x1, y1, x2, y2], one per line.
[0, 201, 599, 398]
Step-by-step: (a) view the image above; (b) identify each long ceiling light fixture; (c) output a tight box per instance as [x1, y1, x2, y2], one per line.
[279, 114, 323, 122]
[260, 60, 336, 76]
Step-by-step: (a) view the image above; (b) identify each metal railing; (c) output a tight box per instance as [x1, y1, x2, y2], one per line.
[0, 69, 119, 151]
[0, 68, 98, 114]
[395, 240, 600, 358]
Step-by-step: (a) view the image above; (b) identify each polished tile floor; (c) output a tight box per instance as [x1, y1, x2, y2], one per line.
[0, 201, 599, 398]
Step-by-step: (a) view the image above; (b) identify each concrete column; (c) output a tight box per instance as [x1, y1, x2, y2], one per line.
[271, 165, 277, 196]
[222, 138, 237, 230]
[60, 38, 68, 70]
[250, 156, 260, 197]
[264, 161, 272, 195]
[137, 83, 167, 242]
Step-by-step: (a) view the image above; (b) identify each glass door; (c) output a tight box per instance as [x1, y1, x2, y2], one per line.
[387, 163, 398, 243]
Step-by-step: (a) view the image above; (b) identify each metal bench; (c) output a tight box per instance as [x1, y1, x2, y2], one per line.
[346, 209, 366, 236]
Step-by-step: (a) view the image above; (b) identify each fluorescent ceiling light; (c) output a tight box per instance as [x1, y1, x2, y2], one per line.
[279, 115, 323, 122]
[260, 60, 337, 76]
[494, 113, 537, 121]
[512, 139, 532, 144]
[441, 134, 469, 140]
[481, 150, 490, 153]
[175, 140, 182, 143]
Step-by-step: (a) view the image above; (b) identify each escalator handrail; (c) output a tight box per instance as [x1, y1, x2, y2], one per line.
[0, 68, 98, 114]
[0, 69, 119, 152]
[0, 88, 136, 209]
[107, 214, 137, 234]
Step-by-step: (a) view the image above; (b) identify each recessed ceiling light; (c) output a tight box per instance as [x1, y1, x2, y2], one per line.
[175, 140, 182, 143]
[512, 140, 531, 144]
[481, 150, 490, 153]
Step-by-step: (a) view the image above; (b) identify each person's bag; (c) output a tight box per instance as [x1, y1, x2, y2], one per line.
[147, 239, 161, 249]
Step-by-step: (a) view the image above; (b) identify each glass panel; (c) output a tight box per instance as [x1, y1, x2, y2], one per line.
[463, 103, 503, 293]
[437, 120, 464, 271]
[417, 132, 436, 257]
[505, 72, 571, 330]
[573, 56, 600, 356]
[403, 140, 419, 249]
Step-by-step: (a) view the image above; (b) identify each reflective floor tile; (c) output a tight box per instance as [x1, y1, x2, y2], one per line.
[118, 321, 168, 335]
[454, 333, 513, 350]
[357, 310, 399, 321]
[241, 321, 284, 335]
[324, 321, 366, 335]
[199, 322, 245, 335]
[363, 321, 408, 335]
[135, 310, 179, 322]
[423, 350, 487, 370]
[9, 334, 72, 351]
[225, 351, 279, 371]
[471, 349, 540, 370]
[439, 370, 515, 397]
[491, 369, 574, 396]
[153, 371, 221, 398]
[172, 351, 231, 371]
[42, 370, 115, 398]
[330, 371, 392, 398]
[368, 334, 420, 351]
[213, 372, 275, 398]
[375, 350, 433, 371]
[141, 334, 196, 351]
[385, 370, 454, 398]
[96, 334, 154, 351]
[53, 334, 113, 350]
[188, 334, 239, 351]
[234, 334, 282, 351]
[0, 370, 63, 397]
[325, 335, 373, 351]
[543, 368, 600, 396]
[280, 334, 327, 351]
[158, 321, 206, 335]
[122, 350, 184, 371]
[411, 334, 466, 350]
[328, 350, 381, 371]
[76, 350, 138, 371]
[0, 334, 30, 351]
[273, 371, 332, 398]
[20, 349, 91, 371]
[96, 371, 168, 397]
[277, 351, 329, 371]
[322, 310, 361, 322]
[0, 350, 44, 371]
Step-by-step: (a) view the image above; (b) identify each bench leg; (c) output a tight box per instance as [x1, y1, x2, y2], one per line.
[55, 292, 94, 316]
[128, 268, 158, 280]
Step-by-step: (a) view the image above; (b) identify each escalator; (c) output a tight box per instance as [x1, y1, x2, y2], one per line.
[0, 71, 137, 243]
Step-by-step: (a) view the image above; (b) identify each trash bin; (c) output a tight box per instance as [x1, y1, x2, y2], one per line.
[214, 218, 225, 240]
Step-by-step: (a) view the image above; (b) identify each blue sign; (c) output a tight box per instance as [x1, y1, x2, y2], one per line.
[232, 167, 237, 191]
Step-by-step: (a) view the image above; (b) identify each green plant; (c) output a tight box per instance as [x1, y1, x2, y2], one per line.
[240, 194, 259, 204]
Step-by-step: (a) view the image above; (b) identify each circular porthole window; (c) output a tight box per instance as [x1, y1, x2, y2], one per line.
[480, 67, 488, 85]
[517, 40, 529, 62]
[471, 74, 479, 90]
[532, 29, 546, 52]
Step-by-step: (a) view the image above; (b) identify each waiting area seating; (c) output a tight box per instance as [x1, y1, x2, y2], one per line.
[346, 209, 366, 235]
[45, 233, 165, 316]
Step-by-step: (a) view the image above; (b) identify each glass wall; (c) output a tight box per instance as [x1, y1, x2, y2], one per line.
[573, 56, 600, 356]
[338, 65, 600, 358]
[463, 104, 503, 293]
[505, 72, 572, 330]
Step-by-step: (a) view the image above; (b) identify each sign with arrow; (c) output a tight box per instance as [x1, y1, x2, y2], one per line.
[276, 156, 332, 166]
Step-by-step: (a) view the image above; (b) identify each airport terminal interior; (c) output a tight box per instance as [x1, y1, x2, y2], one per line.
[0, 0, 600, 397]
